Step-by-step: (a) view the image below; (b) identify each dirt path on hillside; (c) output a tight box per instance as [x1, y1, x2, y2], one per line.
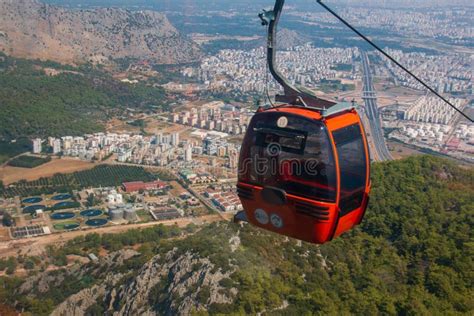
[0, 213, 234, 258]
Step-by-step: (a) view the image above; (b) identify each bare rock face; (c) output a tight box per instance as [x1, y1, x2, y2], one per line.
[51, 249, 237, 316]
[19, 249, 140, 316]
[52, 273, 125, 316]
[105, 250, 236, 315]
[0, 0, 202, 65]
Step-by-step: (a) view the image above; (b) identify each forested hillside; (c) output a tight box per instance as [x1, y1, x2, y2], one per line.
[0, 155, 472, 315]
[0, 54, 167, 140]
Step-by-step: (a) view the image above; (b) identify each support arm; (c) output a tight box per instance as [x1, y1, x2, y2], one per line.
[259, 0, 336, 109]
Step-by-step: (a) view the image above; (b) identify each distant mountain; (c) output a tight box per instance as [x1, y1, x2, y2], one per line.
[0, 0, 202, 65]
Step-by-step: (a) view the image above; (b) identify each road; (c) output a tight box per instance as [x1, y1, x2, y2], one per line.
[0, 213, 234, 258]
[361, 52, 393, 162]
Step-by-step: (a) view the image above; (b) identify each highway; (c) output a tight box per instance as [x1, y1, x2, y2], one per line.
[361, 52, 393, 162]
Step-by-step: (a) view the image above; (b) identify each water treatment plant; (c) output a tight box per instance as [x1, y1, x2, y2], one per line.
[50, 212, 75, 220]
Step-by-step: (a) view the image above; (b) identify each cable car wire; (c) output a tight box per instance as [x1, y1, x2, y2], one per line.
[316, 0, 473, 123]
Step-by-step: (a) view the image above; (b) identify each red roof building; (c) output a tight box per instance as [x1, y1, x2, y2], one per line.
[446, 137, 460, 150]
[122, 181, 167, 193]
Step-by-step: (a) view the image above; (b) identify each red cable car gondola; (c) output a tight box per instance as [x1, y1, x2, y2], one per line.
[235, 0, 371, 244]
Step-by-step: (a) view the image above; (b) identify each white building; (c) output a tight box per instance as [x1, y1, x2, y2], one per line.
[156, 133, 163, 144]
[32, 138, 42, 154]
[171, 132, 180, 146]
[107, 190, 123, 205]
[184, 146, 193, 162]
[47, 137, 56, 147]
[52, 139, 62, 154]
[228, 149, 239, 169]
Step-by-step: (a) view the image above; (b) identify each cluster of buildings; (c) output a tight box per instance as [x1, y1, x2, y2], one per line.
[202, 135, 239, 165]
[390, 121, 474, 161]
[377, 49, 472, 94]
[402, 96, 464, 125]
[170, 101, 253, 135]
[204, 187, 243, 212]
[115, 131, 184, 165]
[392, 123, 452, 144]
[31, 131, 190, 166]
[184, 45, 358, 93]
[299, 7, 472, 44]
[179, 169, 218, 184]
[385, 94, 473, 161]
[31, 122, 242, 172]
[445, 124, 474, 151]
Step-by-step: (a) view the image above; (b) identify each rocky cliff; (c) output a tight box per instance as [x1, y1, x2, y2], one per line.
[47, 249, 236, 316]
[0, 0, 202, 65]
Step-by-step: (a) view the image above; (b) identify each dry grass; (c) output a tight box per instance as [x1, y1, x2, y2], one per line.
[0, 157, 96, 185]
[0, 228, 11, 242]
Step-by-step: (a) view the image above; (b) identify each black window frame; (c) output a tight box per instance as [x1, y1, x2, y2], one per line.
[239, 111, 338, 202]
[332, 123, 367, 215]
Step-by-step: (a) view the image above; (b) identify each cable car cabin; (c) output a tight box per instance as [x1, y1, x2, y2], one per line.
[237, 105, 371, 244]
[235, 0, 371, 243]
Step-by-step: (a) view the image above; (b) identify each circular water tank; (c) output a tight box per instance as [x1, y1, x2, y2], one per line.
[124, 208, 136, 221]
[109, 209, 124, 221]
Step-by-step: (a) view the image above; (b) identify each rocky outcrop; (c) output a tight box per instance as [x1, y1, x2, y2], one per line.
[0, 0, 202, 65]
[105, 250, 236, 315]
[52, 273, 125, 316]
[50, 249, 237, 316]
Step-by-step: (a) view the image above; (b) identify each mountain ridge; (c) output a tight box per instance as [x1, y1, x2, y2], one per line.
[0, 0, 202, 65]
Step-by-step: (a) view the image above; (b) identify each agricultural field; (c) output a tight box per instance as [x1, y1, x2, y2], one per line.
[0, 157, 95, 185]
[1, 165, 156, 198]
[317, 79, 356, 93]
[7, 155, 51, 168]
[331, 63, 353, 71]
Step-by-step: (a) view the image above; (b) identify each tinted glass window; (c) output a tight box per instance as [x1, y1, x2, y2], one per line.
[239, 112, 337, 202]
[332, 124, 367, 214]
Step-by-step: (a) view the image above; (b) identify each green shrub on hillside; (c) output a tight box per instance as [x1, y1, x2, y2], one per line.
[0, 54, 167, 140]
[8, 156, 51, 168]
